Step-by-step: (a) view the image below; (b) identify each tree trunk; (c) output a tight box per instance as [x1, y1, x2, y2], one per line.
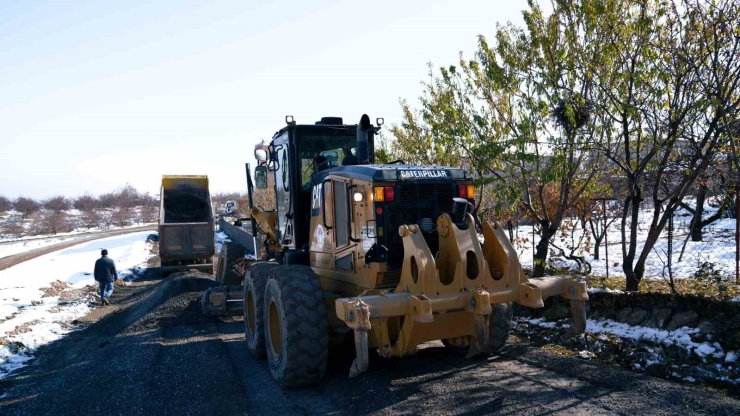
[690, 184, 707, 242]
[593, 235, 603, 260]
[625, 267, 640, 291]
[533, 222, 553, 277]
[622, 186, 642, 291]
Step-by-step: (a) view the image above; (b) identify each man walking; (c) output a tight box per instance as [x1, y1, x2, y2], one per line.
[94, 249, 117, 306]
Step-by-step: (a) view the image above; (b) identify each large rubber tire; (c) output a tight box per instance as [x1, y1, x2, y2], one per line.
[443, 302, 513, 354]
[264, 265, 328, 388]
[489, 302, 513, 352]
[160, 260, 173, 277]
[217, 242, 246, 285]
[243, 262, 280, 359]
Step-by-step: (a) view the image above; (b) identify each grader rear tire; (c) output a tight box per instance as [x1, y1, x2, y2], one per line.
[264, 265, 328, 388]
[217, 242, 246, 285]
[243, 262, 280, 359]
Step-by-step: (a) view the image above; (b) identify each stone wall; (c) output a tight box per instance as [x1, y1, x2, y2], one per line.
[516, 292, 740, 350]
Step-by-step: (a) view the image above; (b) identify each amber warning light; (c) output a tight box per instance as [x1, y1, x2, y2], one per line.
[373, 187, 395, 202]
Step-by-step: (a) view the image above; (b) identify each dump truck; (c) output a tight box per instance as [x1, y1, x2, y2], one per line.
[203, 115, 588, 388]
[159, 175, 215, 275]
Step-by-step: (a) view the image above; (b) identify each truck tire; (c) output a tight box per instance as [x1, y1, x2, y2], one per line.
[488, 302, 513, 352]
[263, 265, 328, 388]
[217, 242, 246, 285]
[243, 262, 280, 359]
[443, 302, 512, 354]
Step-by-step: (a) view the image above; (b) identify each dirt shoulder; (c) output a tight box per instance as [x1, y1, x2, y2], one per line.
[0, 225, 157, 271]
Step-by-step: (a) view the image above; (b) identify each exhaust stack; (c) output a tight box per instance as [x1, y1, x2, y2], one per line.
[357, 114, 371, 164]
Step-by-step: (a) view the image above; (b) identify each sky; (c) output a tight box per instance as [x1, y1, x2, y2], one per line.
[0, 0, 537, 200]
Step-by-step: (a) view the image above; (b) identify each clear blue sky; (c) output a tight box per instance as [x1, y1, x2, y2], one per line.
[0, 0, 535, 199]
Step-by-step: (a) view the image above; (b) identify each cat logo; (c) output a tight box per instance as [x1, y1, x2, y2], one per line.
[311, 183, 322, 216]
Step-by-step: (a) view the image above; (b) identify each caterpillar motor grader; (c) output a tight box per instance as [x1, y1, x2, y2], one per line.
[203, 114, 588, 388]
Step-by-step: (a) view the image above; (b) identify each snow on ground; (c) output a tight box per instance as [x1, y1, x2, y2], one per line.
[587, 287, 624, 294]
[0, 231, 154, 378]
[0, 236, 77, 258]
[510, 200, 737, 280]
[0, 221, 156, 245]
[519, 317, 727, 361]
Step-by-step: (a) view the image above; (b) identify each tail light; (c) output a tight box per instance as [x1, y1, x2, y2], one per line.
[374, 186, 395, 202]
[384, 187, 395, 202]
[457, 185, 466, 198]
[458, 184, 475, 199]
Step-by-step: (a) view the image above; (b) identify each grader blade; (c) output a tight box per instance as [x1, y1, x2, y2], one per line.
[201, 285, 243, 317]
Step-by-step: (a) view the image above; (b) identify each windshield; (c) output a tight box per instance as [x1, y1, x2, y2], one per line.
[298, 134, 357, 185]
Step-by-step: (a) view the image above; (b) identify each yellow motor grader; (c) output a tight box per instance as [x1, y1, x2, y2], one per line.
[203, 114, 588, 388]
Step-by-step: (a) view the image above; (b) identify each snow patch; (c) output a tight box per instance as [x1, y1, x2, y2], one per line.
[0, 231, 153, 378]
[518, 317, 724, 359]
[588, 287, 624, 294]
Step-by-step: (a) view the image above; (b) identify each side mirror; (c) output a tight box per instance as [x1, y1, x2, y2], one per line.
[254, 166, 268, 189]
[255, 148, 268, 162]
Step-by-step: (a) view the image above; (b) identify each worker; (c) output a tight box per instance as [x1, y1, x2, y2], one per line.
[94, 249, 118, 306]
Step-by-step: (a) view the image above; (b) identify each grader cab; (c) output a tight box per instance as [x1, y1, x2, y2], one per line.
[206, 114, 588, 388]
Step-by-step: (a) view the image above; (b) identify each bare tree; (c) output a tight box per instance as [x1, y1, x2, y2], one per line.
[13, 197, 39, 219]
[31, 209, 68, 235]
[97, 192, 117, 209]
[111, 207, 131, 227]
[111, 185, 141, 225]
[138, 205, 157, 223]
[0, 196, 11, 213]
[100, 210, 114, 230]
[1, 214, 25, 237]
[595, 0, 740, 290]
[587, 201, 620, 260]
[43, 196, 71, 212]
[79, 208, 102, 229]
[679, 177, 734, 242]
[74, 194, 99, 211]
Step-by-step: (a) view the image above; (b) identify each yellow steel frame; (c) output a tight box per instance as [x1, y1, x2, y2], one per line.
[335, 214, 588, 376]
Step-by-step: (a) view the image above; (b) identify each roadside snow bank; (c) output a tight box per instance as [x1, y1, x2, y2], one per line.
[519, 317, 725, 360]
[0, 237, 77, 259]
[0, 231, 153, 378]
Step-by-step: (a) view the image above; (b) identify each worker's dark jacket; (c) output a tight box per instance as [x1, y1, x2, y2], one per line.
[94, 256, 118, 282]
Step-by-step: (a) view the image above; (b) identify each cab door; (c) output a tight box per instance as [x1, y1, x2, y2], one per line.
[331, 177, 357, 275]
[308, 176, 358, 276]
[309, 177, 335, 270]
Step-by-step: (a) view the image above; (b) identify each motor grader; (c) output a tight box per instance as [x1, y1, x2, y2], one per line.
[203, 114, 588, 388]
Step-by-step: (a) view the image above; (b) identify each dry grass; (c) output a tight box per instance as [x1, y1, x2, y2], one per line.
[588, 275, 740, 299]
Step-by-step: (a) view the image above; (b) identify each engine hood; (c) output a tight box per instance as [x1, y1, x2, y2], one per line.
[311, 164, 472, 183]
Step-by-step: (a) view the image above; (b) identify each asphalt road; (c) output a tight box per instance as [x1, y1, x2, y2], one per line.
[1, 270, 739, 416]
[0, 225, 157, 271]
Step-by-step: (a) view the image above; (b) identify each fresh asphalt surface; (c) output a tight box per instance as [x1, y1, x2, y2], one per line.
[1, 268, 740, 415]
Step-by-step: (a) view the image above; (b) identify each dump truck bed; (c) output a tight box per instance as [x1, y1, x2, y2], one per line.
[159, 175, 215, 274]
